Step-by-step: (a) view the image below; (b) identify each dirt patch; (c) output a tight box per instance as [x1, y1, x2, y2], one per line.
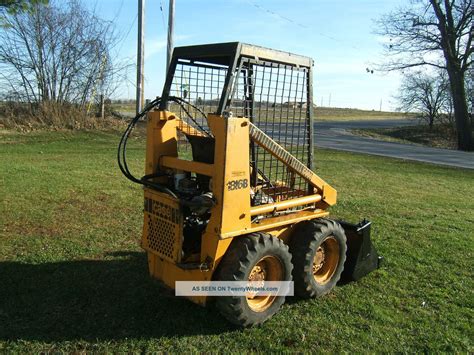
[3, 220, 64, 238]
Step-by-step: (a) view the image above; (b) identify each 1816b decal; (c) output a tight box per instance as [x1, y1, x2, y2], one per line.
[226, 178, 248, 191]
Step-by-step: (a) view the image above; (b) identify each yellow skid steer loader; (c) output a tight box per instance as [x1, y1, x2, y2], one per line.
[118, 42, 381, 326]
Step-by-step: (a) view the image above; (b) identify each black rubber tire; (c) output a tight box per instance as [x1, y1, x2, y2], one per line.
[289, 219, 347, 298]
[214, 233, 293, 327]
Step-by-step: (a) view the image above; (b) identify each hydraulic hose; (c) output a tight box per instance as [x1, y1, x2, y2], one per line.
[117, 96, 210, 201]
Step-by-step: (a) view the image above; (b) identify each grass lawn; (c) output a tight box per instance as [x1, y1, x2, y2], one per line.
[314, 107, 413, 121]
[1, 129, 473, 352]
[351, 124, 462, 150]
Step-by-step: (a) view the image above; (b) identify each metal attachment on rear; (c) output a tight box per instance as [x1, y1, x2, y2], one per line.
[339, 219, 382, 282]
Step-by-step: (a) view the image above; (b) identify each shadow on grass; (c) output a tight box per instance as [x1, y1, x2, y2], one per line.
[0, 252, 235, 342]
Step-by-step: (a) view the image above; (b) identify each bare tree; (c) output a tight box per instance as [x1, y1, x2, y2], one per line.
[0, 0, 48, 20]
[396, 70, 450, 127]
[0, 0, 125, 110]
[376, 0, 473, 151]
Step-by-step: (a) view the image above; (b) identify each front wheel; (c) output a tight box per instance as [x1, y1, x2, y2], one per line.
[214, 233, 293, 327]
[289, 219, 347, 298]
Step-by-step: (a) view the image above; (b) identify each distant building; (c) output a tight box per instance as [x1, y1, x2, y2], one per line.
[284, 101, 307, 109]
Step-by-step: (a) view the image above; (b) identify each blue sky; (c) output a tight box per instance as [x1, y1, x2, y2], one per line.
[87, 0, 405, 110]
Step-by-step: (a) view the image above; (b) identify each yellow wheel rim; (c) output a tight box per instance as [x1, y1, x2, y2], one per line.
[246, 255, 283, 312]
[313, 236, 340, 284]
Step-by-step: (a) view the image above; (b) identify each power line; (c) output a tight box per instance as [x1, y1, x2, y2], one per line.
[249, 1, 308, 29]
[246, 1, 363, 51]
[117, 13, 138, 55]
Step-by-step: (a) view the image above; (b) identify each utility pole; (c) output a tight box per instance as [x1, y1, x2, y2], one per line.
[136, 0, 145, 115]
[166, 0, 175, 74]
[379, 98, 383, 112]
[328, 93, 331, 107]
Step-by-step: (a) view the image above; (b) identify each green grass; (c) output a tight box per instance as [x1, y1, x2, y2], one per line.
[314, 107, 413, 121]
[1, 129, 473, 352]
[352, 124, 461, 149]
[111, 102, 411, 121]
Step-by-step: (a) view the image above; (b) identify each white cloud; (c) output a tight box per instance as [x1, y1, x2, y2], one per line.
[144, 34, 193, 59]
[145, 39, 167, 59]
[315, 61, 370, 76]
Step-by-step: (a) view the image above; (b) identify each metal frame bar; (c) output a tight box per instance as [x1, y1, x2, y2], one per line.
[307, 62, 314, 193]
[217, 45, 242, 114]
[160, 57, 178, 110]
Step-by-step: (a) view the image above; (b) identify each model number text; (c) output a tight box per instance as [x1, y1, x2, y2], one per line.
[226, 179, 248, 191]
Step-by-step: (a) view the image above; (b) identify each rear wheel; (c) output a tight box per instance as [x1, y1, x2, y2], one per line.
[215, 233, 292, 327]
[289, 219, 347, 298]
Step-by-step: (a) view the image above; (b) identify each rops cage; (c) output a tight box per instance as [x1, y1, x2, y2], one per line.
[160, 42, 314, 205]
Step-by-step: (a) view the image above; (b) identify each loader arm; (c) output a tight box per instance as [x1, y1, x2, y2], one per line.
[248, 122, 336, 206]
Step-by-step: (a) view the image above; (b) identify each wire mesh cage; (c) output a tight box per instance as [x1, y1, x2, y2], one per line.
[230, 58, 311, 202]
[166, 60, 225, 155]
[168, 60, 226, 131]
[161, 42, 313, 203]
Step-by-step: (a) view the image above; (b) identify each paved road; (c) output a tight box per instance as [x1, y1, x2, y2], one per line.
[313, 119, 474, 170]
